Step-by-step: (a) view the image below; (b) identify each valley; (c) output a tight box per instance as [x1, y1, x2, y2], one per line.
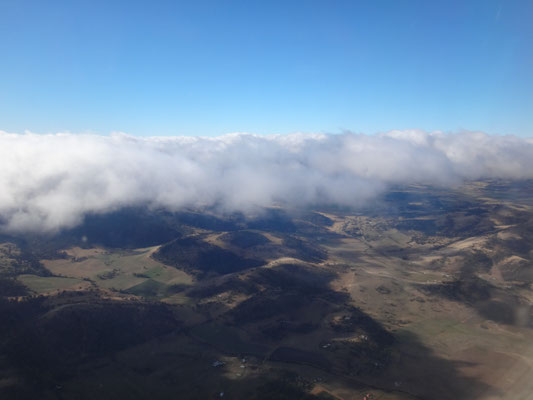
[1, 180, 532, 399]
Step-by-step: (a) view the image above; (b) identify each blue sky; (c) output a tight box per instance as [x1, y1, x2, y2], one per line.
[0, 0, 532, 136]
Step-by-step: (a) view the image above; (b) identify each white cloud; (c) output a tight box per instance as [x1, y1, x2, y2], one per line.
[1, 130, 532, 232]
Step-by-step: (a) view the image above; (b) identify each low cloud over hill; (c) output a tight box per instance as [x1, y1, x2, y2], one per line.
[1, 130, 532, 232]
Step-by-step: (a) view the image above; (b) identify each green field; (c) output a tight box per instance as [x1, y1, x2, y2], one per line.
[17, 274, 87, 294]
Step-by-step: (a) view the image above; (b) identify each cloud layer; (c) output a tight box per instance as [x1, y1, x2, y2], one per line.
[1, 130, 533, 232]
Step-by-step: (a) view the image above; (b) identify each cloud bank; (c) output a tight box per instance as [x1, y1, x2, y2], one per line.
[1, 130, 533, 233]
